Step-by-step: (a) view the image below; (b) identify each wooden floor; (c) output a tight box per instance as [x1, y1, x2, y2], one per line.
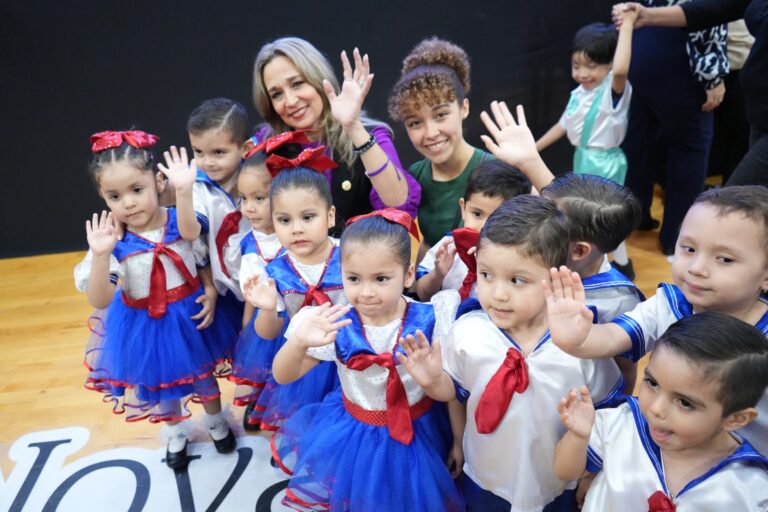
[0, 196, 672, 478]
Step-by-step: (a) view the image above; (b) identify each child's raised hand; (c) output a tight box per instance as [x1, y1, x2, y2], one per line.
[85, 211, 118, 256]
[480, 102, 540, 168]
[557, 386, 595, 440]
[397, 330, 445, 388]
[543, 266, 594, 351]
[324, 48, 373, 130]
[434, 239, 457, 278]
[293, 303, 352, 348]
[191, 283, 217, 329]
[242, 274, 279, 312]
[158, 146, 197, 193]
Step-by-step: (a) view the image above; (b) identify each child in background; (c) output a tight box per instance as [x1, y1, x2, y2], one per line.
[243, 159, 344, 432]
[388, 37, 492, 249]
[173, 98, 253, 342]
[555, 312, 768, 510]
[545, 184, 768, 455]
[416, 159, 531, 302]
[223, 143, 285, 423]
[75, 131, 235, 470]
[400, 195, 623, 511]
[270, 210, 464, 511]
[541, 173, 644, 392]
[535, 12, 638, 278]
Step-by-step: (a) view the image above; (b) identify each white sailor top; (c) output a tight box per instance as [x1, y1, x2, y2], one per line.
[613, 283, 768, 455]
[583, 397, 768, 511]
[74, 208, 206, 301]
[416, 234, 476, 299]
[265, 242, 346, 318]
[223, 229, 284, 294]
[442, 309, 623, 510]
[582, 256, 644, 323]
[193, 170, 250, 298]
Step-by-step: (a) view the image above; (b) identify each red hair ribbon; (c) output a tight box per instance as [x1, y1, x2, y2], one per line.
[451, 227, 479, 300]
[243, 129, 338, 177]
[346, 208, 420, 242]
[647, 491, 676, 512]
[90, 130, 159, 154]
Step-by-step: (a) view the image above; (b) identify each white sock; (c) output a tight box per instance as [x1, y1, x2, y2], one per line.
[612, 242, 629, 265]
[204, 411, 230, 441]
[165, 423, 188, 453]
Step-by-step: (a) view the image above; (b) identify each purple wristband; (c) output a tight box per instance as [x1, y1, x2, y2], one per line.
[365, 157, 391, 179]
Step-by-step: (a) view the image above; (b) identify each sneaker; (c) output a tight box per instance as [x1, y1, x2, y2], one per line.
[611, 259, 636, 281]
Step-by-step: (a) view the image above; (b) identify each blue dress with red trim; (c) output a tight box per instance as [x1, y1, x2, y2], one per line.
[271, 300, 463, 512]
[230, 231, 286, 405]
[81, 208, 236, 423]
[246, 247, 343, 431]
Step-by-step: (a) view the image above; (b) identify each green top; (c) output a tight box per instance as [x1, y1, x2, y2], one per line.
[409, 148, 491, 247]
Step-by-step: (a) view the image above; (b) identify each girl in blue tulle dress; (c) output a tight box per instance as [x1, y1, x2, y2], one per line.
[270, 209, 464, 512]
[74, 131, 237, 469]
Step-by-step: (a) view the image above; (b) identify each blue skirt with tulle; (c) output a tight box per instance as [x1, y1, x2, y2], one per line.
[84, 287, 233, 422]
[229, 310, 284, 406]
[271, 389, 464, 512]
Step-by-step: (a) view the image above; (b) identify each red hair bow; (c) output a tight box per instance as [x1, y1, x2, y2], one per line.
[347, 208, 420, 242]
[90, 130, 159, 154]
[243, 129, 338, 177]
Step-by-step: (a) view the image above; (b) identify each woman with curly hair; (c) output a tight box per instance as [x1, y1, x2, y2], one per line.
[389, 37, 492, 249]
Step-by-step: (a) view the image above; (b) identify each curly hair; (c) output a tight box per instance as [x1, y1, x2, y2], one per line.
[388, 37, 471, 121]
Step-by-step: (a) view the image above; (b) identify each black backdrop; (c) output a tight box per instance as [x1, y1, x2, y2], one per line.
[0, 1, 614, 258]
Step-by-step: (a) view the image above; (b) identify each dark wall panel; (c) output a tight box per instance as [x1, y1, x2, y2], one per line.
[0, 1, 614, 257]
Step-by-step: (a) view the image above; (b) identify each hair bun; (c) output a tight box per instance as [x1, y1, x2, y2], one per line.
[401, 37, 471, 94]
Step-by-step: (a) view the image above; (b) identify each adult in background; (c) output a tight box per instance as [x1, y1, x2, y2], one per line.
[615, 2, 767, 190]
[252, 37, 420, 235]
[617, 1, 728, 255]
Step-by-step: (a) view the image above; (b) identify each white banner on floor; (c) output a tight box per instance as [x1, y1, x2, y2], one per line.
[1, 427, 292, 511]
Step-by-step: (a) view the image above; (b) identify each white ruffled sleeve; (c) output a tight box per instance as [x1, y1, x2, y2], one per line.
[73, 249, 122, 292]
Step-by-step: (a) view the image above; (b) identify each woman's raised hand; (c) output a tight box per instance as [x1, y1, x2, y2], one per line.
[324, 47, 374, 130]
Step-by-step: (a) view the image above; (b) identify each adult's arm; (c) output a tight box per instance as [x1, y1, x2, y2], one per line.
[367, 125, 422, 218]
[679, 0, 750, 31]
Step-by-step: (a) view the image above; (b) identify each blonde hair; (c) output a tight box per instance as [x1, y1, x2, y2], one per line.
[388, 37, 471, 121]
[253, 37, 387, 168]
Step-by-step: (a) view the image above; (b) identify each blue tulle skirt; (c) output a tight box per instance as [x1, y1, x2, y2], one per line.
[229, 310, 285, 406]
[84, 287, 232, 422]
[247, 358, 339, 432]
[272, 390, 464, 512]
[206, 289, 242, 370]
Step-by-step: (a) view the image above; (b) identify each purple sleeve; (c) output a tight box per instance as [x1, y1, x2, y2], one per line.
[368, 125, 422, 218]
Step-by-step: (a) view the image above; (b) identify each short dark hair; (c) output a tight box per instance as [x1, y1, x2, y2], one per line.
[478, 195, 568, 268]
[693, 185, 768, 255]
[186, 97, 250, 144]
[341, 215, 411, 272]
[655, 312, 768, 416]
[464, 159, 531, 201]
[571, 23, 618, 64]
[541, 173, 640, 253]
[269, 167, 332, 210]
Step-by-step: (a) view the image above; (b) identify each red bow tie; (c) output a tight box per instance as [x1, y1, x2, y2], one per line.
[300, 284, 332, 309]
[148, 242, 197, 318]
[346, 352, 413, 444]
[648, 491, 676, 511]
[451, 228, 479, 300]
[475, 348, 529, 434]
[215, 210, 243, 279]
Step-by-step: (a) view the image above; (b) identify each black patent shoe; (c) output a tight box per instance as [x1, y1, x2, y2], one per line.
[165, 441, 190, 470]
[212, 428, 236, 454]
[242, 402, 261, 432]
